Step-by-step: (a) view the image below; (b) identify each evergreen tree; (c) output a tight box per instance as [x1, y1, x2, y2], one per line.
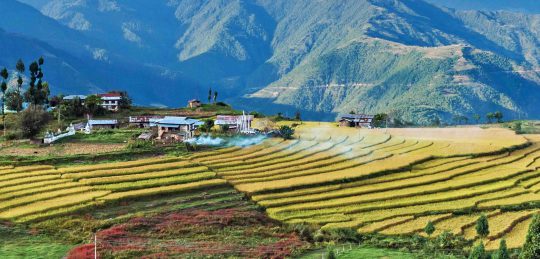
[494, 111, 503, 123]
[213, 91, 218, 104]
[520, 214, 540, 259]
[15, 59, 24, 113]
[24, 57, 48, 106]
[295, 111, 301, 121]
[495, 239, 509, 259]
[486, 113, 495, 124]
[0, 68, 8, 136]
[476, 215, 490, 238]
[469, 242, 488, 259]
[473, 114, 481, 124]
[424, 221, 435, 237]
[208, 88, 212, 103]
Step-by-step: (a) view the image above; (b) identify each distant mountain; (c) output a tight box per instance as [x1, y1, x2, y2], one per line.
[427, 0, 540, 13]
[5, 0, 540, 123]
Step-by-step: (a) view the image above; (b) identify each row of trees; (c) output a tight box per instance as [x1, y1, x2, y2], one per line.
[208, 88, 218, 104]
[1, 57, 52, 139]
[369, 111, 506, 128]
[423, 213, 540, 259]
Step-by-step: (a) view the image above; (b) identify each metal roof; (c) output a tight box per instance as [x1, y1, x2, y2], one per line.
[339, 114, 375, 119]
[63, 95, 87, 100]
[156, 116, 201, 126]
[89, 119, 118, 125]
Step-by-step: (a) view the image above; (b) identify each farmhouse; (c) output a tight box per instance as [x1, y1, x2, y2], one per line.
[338, 114, 374, 128]
[155, 116, 202, 141]
[215, 113, 254, 133]
[187, 99, 202, 108]
[86, 119, 119, 130]
[63, 95, 87, 104]
[98, 93, 122, 111]
[129, 116, 165, 128]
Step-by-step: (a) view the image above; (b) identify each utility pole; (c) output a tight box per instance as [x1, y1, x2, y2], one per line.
[94, 233, 97, 259]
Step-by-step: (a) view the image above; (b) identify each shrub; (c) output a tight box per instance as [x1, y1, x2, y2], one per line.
[18, 104, 50, 139]
[127, 140, 153, 150]
[520, 214, 540, 259]
[494, 239, 509, 259]
[425, 221, 435, 237]
[468, 242, 488, 259]
[278, 125, 295, 140]
[476, 215, 490, 238]
[327, 247, 336, 259]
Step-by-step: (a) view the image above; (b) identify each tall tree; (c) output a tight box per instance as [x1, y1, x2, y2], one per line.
[0, 67, 8, 136]
[15, 59, 24, 113]
[473, 114, 481, 124]
[486, 113, 494, 124]
[24, 57, 48, 106]
[494, 111, 504, 123]
[495, 239, 509, 259]
[520, 214, 540, 259]
[213, 91, 218, 104]
[208, 88, 212, 104]
[476, 214, 490, 238]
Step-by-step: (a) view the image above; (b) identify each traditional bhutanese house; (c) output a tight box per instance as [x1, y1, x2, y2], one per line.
[155, 116, 202, 141]
[338, 114, 374, 128]
[187, 99, 202, 108]
[98, 93, 122, 111]
[129, 116, 165, 128]
[215, 114, 254, 132]
[87, 119, 119, 130]
[63, 95, 87, 105]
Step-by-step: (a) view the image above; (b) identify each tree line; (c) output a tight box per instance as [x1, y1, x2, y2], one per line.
[1, 57, 131, 140]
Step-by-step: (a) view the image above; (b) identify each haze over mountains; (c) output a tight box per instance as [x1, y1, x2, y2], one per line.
[2, 0, 540, 123]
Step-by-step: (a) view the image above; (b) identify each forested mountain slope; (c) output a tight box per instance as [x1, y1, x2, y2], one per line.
[5, 0, 540, 123]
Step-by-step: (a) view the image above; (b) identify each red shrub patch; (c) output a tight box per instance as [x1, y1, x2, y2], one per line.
[66, 208, 308, 258]
[67, 244, 96, 259]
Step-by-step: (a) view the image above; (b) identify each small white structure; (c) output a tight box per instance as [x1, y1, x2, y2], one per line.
[98, 93, 122, 111]
[44, 124, 76, 144]
[84, 119, 119, 134]
[215, 111, 254, 133]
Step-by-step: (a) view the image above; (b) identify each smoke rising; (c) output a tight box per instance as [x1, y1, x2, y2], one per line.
[186, 135, 267, 147]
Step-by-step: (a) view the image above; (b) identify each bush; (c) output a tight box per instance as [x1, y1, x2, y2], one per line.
[19, 104, 50, 139]
[326, 247, 336, 259]
[476, 215, 490, 238]
[425, 221, 435, 237]
[494, 239, 509, 259]
[127, 140, 153, 150]
[469, 242, 488, 259]
[278, 125, 295, 140]
[520, 214, 540, 259]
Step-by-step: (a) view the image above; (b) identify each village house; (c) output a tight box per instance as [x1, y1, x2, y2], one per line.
[187, 99, 202, 108]
[215, 113, 254, 133]
[86, 119, 119, 130]
[62, 93, 123, 111]
[98, 93, 122, 111]
[129, 116, 165, 128]
[155, 116, 202, 141]
[338, 114, 374, 128]
[62, 95, 87, 105]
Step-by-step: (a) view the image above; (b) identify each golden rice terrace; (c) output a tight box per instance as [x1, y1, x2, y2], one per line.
[2, 123, 540, 250]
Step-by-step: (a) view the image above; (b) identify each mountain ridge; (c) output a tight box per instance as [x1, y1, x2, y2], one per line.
[4, 0, 540, 123]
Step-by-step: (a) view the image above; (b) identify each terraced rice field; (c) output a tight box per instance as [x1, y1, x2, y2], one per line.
[2, 123, 540, 250]
[191, 125, 539, 249]
[0, 156, 226, 222]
